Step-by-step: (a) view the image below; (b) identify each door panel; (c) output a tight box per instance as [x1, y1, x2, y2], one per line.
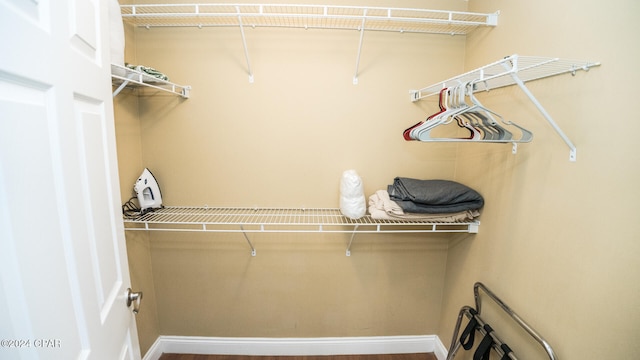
[70, 0, 99, 59]
[75, 96, 121, 315]
[0, 74, 86, 359]
[0, 0, 140, 358]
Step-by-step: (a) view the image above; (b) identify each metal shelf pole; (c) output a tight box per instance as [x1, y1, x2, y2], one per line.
[353, 9, 367, 85]
[237, 6, 254, 83]
[240, 225, 257, 256]
[511, 72, 577, 161]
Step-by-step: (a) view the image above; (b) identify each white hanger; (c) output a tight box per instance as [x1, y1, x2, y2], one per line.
[465, 82, 532, 142]
[404, 78, 533, 143]
[414, 82, 473, 141]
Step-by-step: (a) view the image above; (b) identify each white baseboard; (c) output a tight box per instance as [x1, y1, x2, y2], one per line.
[433, 336, 448, 360]
[142, 335, 449, 360]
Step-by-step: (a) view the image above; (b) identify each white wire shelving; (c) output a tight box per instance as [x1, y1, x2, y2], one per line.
[120, 4, 498, 34]
[123, 206, 480, 256]
[119, 4, 498, 84]
[409, 54, 601, 161]
[111, 63, 191, 98]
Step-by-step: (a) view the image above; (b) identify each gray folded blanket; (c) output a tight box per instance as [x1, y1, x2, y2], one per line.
[388, 178, 484, 214]
[369, 190, 479, 221]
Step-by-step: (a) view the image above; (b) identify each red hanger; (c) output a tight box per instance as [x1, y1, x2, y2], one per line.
[403, 88, 448, 141]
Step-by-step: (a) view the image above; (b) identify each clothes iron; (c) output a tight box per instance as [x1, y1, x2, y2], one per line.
[134, 168, 163, 214]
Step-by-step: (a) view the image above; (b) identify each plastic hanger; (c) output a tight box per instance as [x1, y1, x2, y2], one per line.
[459, 112, 494, 140]
[465, 82, 532, 142]
[414, 83, 473, 141]
[403, 88, 448, 140]
[410, 87, 457, 139]
[403, 79, 533, 143]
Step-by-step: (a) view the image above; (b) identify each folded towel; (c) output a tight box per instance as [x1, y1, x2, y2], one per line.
[125, 64, 170, 81]
[368, 190, 478, 221]
[388, 178, 484, 213]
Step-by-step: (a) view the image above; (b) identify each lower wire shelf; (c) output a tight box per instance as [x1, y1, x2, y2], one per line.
[123, 206, 480, 256]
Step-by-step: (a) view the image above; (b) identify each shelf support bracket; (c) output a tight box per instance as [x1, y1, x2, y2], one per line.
[503, 63, 577, 161]
[112, 72, 138, 97]
[513, 74, 577, 161]
[353, 10, 367, 85]
[240, 225, 257, 256]
[512, 74, 576, 161]
[237, 7, 254, 83]
[112, 79, 130, 97]
[346, 225, 359, 256]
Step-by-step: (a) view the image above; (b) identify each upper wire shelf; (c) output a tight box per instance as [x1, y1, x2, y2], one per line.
[111, 63, 191, 98]
[409, 55, 601, 161]
[410, 55, 600, 101]
[120, 3, 498, 35]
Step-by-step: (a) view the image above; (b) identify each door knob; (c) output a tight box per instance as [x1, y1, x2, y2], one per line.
[126, 288, 143, 314]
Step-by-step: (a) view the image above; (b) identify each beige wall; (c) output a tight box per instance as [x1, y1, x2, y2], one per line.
[114, 0, 640, 358]
[150, 232, 451, 337]
[439, 0, 640, 359]
[115, 0, 471, 355]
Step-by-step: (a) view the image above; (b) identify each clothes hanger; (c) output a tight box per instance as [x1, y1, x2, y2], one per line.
[465, 113, 494, 140]
[411, 87, 459, 139]
[414, 82, 484, 141]
[402, 87, 448, 141]
[414, 82, 473, 141]
[403, 79, 533, 143]
[465, 82, 533, 142]
[435, 80, 518, 142]
[465, 111, 510, 140]
[445, 83, 501, 140]
[454, 115, 483, 140]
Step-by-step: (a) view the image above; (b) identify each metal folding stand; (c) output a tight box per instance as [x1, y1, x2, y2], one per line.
[446, 282, 557, 360]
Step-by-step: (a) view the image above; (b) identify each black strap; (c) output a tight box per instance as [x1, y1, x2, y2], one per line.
[460, 308, 479, 350]
[500, 343, 513, 360]
[473, 324, 494, 360]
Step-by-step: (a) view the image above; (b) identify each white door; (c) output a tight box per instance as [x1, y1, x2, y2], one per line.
[0, 0, 141, 359]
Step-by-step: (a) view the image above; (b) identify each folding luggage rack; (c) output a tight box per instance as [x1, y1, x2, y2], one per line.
[447, 282, 557, 360]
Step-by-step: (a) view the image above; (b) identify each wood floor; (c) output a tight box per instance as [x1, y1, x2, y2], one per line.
[158, 353, 437, 360]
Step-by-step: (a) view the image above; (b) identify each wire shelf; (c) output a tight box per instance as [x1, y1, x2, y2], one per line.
[111, 64, 191, 98]
[410, 55, 601, 101]
[123, 206, 480, 234]
[120, 4, 498, 35]
[408, 54, 601, 161]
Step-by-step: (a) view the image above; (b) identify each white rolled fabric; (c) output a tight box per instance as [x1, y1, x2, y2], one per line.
[339, 169, 366, 219]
